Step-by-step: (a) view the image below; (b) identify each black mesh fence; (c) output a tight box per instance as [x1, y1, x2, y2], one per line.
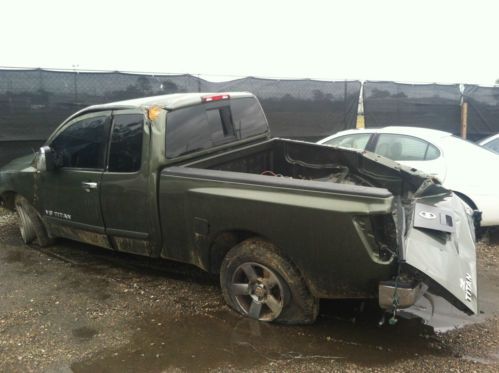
[0, 140, 45, 169]
[210, 78, 361, 140]
[463, 85, 499, 140]
[0, 70, 205, 142]
[0, 69, 361, 166]
[363, 81, 462, 133]
[3, 69, 499, 168]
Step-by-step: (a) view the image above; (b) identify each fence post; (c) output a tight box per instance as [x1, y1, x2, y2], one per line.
[356, 82, 365, 128]
[460, 101, 468, 139]
[343, 80, 347, 129]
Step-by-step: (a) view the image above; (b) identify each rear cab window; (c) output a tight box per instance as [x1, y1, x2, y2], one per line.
[165, 97, 268, 158]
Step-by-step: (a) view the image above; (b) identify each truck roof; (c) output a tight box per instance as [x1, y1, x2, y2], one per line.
[48, 91, 262, 145]
[84, 92, 255, 112]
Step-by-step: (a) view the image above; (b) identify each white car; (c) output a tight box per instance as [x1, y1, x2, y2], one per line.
[479, 133, 499, 154]
[318, 126, 499, 227]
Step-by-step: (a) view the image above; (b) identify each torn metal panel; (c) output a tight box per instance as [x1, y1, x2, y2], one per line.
[404, 195, 478, 315]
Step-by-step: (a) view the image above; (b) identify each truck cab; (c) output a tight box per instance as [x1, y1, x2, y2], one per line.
[27, 93, 268, 257]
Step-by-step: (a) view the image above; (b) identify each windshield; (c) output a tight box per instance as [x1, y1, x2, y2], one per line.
[444, 135, 499, 156]
[480, 136, 499, 154]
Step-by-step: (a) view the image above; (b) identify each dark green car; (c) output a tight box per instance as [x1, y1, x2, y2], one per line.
[0, 92, 478, 323]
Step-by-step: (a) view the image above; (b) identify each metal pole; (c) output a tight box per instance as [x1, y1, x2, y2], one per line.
[461, 101, 468, 140]
[343, 80, 347, 129]
[72, 65, 79, 102]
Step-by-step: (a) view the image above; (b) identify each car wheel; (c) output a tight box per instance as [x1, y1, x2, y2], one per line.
[15, 197, 37, 244]
[220, 238, 319, 324]
[14, 195, 54, 247]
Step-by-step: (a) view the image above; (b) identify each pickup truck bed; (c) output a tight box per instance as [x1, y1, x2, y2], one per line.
[159, 138, 412, 299]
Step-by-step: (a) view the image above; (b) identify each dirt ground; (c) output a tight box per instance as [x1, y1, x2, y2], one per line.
[0, 208, 498, 373]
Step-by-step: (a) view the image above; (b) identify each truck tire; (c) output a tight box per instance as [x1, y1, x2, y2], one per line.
[220, 238, 319, 324]
[14, 195, 54, 247]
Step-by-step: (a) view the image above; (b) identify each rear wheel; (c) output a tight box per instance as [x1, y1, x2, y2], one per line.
[220, 238, 319, 324]
[230, 261, 286, 321]
[14, 195, 54, 247]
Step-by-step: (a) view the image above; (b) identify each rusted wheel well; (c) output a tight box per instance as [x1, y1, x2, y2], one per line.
[208, 232, 309, 286]
[208, 230, 257, 273]
[0, 191, 16, 211]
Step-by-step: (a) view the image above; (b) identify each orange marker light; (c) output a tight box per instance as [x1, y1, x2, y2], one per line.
[147, 106, 162, 121]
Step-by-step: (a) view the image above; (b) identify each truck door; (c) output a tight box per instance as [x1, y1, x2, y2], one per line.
[39, 111, 112, 248]
[100, 110, 154, 256]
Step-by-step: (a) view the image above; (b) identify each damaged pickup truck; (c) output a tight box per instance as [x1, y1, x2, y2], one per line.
[0, 92, 478, 324]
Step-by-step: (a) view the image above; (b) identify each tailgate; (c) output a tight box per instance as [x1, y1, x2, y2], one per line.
[403, 194, 478, 315]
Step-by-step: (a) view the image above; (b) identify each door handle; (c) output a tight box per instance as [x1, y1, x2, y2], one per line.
[81, 182, 98, 191]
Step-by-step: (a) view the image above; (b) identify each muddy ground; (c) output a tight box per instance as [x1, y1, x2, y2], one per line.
[0, 208, 498, 373]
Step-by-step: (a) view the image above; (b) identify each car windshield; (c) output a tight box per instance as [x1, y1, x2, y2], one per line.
[446, 135, 499, 155]
[479, 136, 499, 154]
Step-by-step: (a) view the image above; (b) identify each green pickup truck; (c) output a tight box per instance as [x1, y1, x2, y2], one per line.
[0, 92, 478, 324]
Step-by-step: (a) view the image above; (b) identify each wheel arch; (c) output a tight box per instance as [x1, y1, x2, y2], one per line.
[12, 193, 54, 246]
[453, 190, 478, 210]
[208, 230, 312, 295]
[453, 190, 486, 238]
[208, 229, 266, 274]
[218, 236, 319, 324]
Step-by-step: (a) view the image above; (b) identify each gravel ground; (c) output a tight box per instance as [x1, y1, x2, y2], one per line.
[0, 208, 498, 372]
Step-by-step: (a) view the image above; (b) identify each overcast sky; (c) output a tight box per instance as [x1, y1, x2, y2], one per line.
[2, 0, 498, 85]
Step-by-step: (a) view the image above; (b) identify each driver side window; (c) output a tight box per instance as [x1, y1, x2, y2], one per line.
[51, 115, 109, 169]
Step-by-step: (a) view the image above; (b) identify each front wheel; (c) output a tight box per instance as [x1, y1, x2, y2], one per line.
[220, 238, 319, 324]
[14, 195, 54, 247]
[15, 198, 37, 244]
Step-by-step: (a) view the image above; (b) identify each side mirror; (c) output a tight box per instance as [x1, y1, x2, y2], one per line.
[36, 146, 56, 172]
